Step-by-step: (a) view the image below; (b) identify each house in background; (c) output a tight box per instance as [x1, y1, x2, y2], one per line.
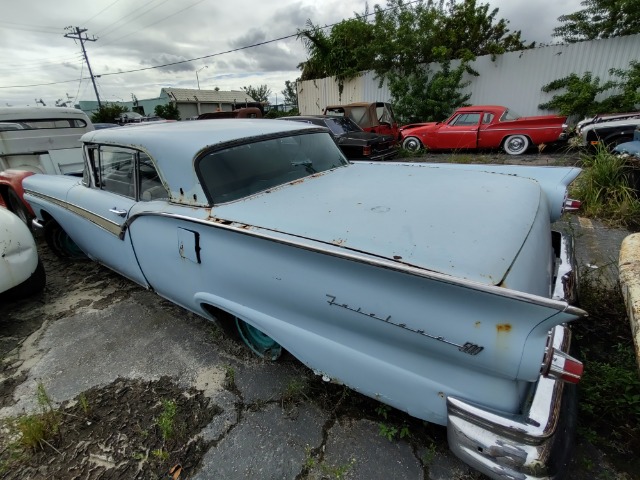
[77, 88, 257, 120]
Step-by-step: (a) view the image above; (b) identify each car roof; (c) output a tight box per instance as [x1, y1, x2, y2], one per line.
[0, 106, 89, 121]
[285, 115, 333, 121]
[454, 105, 506, 113]
[80, 119, 323, 207]
[81, 118, 317, 154]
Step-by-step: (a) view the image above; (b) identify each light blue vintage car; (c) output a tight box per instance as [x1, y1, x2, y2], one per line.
[23, 119, 585, 479]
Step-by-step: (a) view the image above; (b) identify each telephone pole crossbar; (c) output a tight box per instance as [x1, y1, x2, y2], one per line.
[64, 27, 101, 109]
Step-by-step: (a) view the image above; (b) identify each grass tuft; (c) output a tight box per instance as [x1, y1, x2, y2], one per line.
[572, 146, 640, 227]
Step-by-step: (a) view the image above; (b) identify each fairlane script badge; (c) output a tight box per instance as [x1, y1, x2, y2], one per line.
[326, 294, 484, 356]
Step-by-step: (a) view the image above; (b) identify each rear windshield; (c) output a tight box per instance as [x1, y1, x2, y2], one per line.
[325, 117, 363, 135]
[500, 109, 521, 121]
[197, 132, 349, 204]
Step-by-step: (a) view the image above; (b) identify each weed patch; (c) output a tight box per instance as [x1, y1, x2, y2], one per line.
[572, 147, 640, 228]
[0, 377, 222, 479]
[573, 269, 640, 469]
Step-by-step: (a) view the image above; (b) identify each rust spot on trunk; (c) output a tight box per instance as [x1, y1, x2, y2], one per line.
[496, 323, 512, 333]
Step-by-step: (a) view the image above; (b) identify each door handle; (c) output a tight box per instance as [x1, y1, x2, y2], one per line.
[109, 207, 127, 217]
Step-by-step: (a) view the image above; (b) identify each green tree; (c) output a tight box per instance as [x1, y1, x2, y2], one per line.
[553, 0, 640, 43]
[241, 85, 271, 104]
[91, 103, 129, 123]
[298, 14, 376, 84]
[281, 80, 299, 106]
[297, 0, 531, 118]
[599, 61, 640, 113]
[436, 0, 534, 60]
[298, 0, 531, 81]
[538, 62, 640, 117]
[539, 72, 616, 117]
[389, 60, 472, 123]
[154, 103, 181, 120]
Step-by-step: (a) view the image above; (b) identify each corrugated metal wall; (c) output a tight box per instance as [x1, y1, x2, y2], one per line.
[297, 34, 640, 117]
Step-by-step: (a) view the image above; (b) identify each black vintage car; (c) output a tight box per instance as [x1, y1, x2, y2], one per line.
[281, 115, 398, 161]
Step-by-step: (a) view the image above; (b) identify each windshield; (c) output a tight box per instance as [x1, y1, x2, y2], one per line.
[198, 131, 349, 204]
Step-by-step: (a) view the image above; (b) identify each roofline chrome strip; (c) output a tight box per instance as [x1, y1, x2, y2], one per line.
[121, 210, 586, 316]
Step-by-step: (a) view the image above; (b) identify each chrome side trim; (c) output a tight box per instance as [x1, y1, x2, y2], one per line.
[25, 190, 122, 237]
[447, 326, 575, 479]
[121, 210, 587, 315]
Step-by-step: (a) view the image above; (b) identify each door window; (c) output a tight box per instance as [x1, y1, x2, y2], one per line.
[99, 147, 136, 198]
[450, 113, 481, 126]
[90, 146, 167, 201]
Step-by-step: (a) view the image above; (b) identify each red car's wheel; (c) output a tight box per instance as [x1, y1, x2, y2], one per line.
[402, 136, 423, 152]
[503, 135, 530, 155]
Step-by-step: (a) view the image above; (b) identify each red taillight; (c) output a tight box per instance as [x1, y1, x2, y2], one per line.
[542, 348, 583, 384]
[363, 146, 372, 156]
[564, 198, 582, 211]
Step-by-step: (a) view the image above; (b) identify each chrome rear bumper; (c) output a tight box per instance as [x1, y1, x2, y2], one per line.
[447, 325, 576, 479]
[447, 231, 580, 479]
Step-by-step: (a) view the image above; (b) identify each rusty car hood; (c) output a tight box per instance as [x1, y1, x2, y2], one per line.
[213, 162, 543, 286]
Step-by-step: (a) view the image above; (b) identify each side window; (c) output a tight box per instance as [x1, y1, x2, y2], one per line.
[451, 113, 481, 126]
[138, 153, 168, 201]
[483, 113, 494, 124]
[99, 147, 136, 198]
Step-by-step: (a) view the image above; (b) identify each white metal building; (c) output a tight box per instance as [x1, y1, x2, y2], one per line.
[297, 34, 640, 118]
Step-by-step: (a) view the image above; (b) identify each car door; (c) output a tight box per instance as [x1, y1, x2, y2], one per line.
[64, 145, 151, 286]
[433, 112, 482, 149]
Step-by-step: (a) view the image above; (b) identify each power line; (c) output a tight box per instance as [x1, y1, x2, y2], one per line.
[82, 0, 123, 27]
[93, 0, 206, 50]
[0, 20, 62, 35]
[95, 0, 166, 38]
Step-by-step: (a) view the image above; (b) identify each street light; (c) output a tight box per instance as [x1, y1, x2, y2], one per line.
[196, 66, 208, 90]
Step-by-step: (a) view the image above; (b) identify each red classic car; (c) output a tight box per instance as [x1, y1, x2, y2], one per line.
[399, 105, 568, 155]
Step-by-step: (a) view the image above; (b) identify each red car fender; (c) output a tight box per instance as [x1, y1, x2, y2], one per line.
[0, 170, 36, 214]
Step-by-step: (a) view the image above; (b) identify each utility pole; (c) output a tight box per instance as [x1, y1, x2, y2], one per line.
[64, 27, 101, 109]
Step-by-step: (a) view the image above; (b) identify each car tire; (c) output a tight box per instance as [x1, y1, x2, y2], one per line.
[212, 308, 282, 360]
[235, 317, 283, 361]
[2, 258, 46, 299]
[44, 220, 86, 260]
[7, 189, 32, 227]
[503, 135, 530, 155]
[402, 136, 423, 152]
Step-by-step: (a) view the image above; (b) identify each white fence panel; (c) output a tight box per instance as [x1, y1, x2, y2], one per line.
[297, 34, 640, 117]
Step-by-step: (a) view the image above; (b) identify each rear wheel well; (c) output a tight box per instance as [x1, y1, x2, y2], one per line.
[200, 303, 283, 360]
[201, 303, 238, 338]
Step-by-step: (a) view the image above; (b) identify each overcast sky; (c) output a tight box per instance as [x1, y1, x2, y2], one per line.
[0, 0, 583, 108]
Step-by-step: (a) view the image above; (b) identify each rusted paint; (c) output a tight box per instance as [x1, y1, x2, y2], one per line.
[496, 323, 512, 333]
[333, 238, 346, 245]
[475, 321, 481, 327]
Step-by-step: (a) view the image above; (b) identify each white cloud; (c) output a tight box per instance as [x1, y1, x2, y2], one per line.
[0, 0, 583, 107]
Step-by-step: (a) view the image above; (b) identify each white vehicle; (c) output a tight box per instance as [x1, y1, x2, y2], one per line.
[0, 107, 94, 223]
[0, 207, 45, 297]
